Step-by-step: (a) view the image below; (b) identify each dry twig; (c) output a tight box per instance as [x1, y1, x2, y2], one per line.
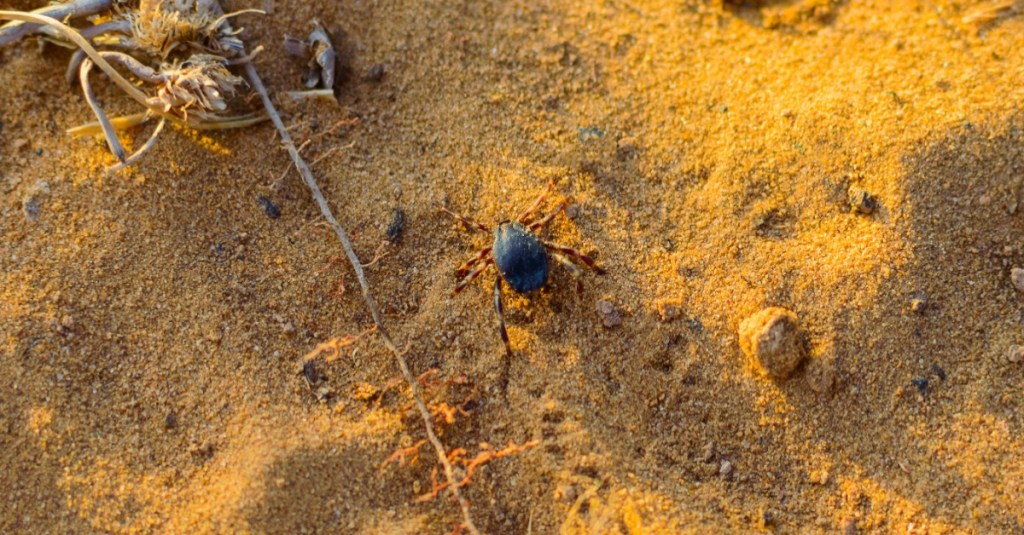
[242, 51, 482, 535]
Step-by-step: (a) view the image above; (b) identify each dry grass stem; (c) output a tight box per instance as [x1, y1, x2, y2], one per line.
[242, 59, 482, 535]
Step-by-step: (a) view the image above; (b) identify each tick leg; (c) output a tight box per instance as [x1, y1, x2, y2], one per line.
[80, 59, 126, 163]
[516, 180, 555, 224]
[493, 277, 512, 357]
[455, 246, 492, 278]
[527, 199, 567, 232]
[543, 240, 606, 274]
[454, 258, 493, 294]
[549, 251, 585, 293]
[435, 202, 491, 234]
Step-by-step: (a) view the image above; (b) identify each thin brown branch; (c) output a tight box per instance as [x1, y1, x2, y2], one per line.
[242, 61, 481, 535]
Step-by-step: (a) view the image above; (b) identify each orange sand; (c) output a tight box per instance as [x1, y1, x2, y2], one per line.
[2, 0, 1024, 532]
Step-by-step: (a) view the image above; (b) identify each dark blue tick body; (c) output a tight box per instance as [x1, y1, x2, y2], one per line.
[437, 183, 604, 359]
[493, 222, 548, 294]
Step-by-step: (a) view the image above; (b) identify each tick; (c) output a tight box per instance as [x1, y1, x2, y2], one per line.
[436, 182, 604, 356]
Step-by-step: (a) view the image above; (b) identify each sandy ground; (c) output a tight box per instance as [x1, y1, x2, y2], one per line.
[2, 0, 1024, 532]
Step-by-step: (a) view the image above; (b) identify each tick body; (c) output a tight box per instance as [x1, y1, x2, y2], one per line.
[493, 222, 548, 293]
[437, 183, 604, 357]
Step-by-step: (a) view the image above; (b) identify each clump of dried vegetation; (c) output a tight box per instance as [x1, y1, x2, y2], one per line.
[0, 0, 264, 171]
[378, 370, 539, 522]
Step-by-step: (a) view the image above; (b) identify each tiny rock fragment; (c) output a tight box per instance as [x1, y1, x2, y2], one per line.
[701, 442, 715, 463]
[909, 295, 928, 313]
[654, 298, 682, 322]
[386, 207, 406, 243]
[616, 136, 638, 161]
[849, 187, 878, 215]
[21, 195, 40, 221]
[1007, 344, 1024, 364]
[301, 360, 322, 384]
[805, 357, 835, 394]
[314, 384, 334, 402]
[366, 63, 386, 82]
[164, 412, 177, 430]
[597, 300, 623, 328]
[738, 307, 806, 379]
[1011, 268, 1024, 292]
[564, 203, 581, 220]
[257, 195, 281, 219]
[719, 460, 733, 478]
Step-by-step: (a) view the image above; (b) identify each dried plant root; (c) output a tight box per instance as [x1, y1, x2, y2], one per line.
[109, 118, 166, 172]
[0, 0, 111, 46]
[80, 58, 127, 162]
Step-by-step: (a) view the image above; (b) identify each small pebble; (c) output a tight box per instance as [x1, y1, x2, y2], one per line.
[654, 298, 682, 322]
[301, 360, 322, 384]
[315, 384, 333, 402]
[701, 442, 715, 463]
[930, 363, 946, 381]
[912, 378, 928, 393]
[386, 207, 406, 243]
[1011, 268, 1024, 292]
[164, 412, 177, 430]
[22, 195, 41, 221]
[257, 195, 281, 219]
[849, 187, 878, 215]
[564, 203, 581, 220]
[909, 295, 928, 313]
[596, 300, 622, 328]
[366, 63, 386, 82]
[616, 137, 638, 161]
[1007, 344, 1024, 364]
[738, 307, 806, 379]
[805, 357, 835, 394]
[719, 460, 733, 477]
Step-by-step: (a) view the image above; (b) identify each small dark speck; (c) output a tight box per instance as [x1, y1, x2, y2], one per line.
[257, 195, 281, 219]
[686, 317, 704, 333]
[212, 243, 225, 255]
[912, 378, 928, 393]
[366, 63, 386, 82]
[302, 360, 322, 384]
[386, 207, 406, 243]
[462, 399, 479, 412]
[22, 198, 41, 221]
[164, 412, 177, 430]
[35, 148, 43, 156]
[931, 364, 946, 381]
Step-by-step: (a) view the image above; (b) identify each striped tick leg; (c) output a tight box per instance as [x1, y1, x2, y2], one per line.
[527, 199, 568, 232]
[435, 202, 491, 234]
[454, 258, 493, 294]
[549, 251, 585, 293]
[455, 246, 493, 278]
[517, 181, 555, 224]
[493, 277, 512, 357]
[542, 240, 606, 274]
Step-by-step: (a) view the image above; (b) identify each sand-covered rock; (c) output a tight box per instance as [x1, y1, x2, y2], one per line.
[739, 307, 806, 379]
